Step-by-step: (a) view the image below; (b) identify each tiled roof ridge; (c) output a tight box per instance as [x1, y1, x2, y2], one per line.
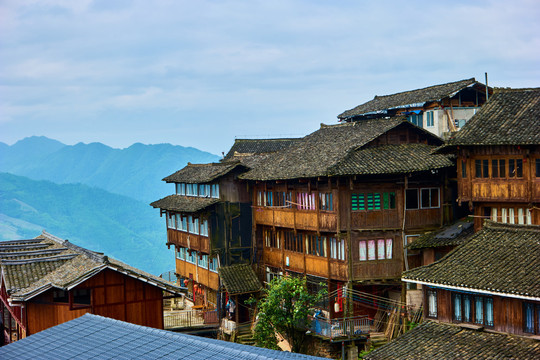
[0, 248, 68, 258]
[372, 77, 475, 100]
[339, 78, 478, 119]
[40, 231, 107, 264]
[0, 238, 42, 246]
[1, 253, 77, 265]
[364, 320, 540, 360]
[233, 137, 300, 142]
[484, 219, 540, 233]
[493, 87, 540, 93]
[186, 160, 241, 167]
[0, 243, 50, 251]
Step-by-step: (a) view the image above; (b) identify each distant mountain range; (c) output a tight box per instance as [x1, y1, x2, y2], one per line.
[0, 136, 220, 203]
[0, 136, 222, 275]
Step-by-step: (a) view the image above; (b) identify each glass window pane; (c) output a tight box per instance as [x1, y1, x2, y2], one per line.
[406, 189, 418, 209]
[377, 239, 385, 259]
[359, 241, 367, 261]
[421, 189, 430, 208]
[524, 303, 534, 333]
[485, 298, 493, 326]
[491, 208, 498, 222]
[482, 160, 489, 178]
[492, 159, 498, 178]
[475, 297, 484, 324]
[453, 293, 462, 321]
[499, 159, 506, 177]
[386, 239, 393, 259]
[516, 159, 523, 177]
[509, 159, 515, 177]
[389, 192, 396, 209]
[463, 295, 472, 322]
[367, 240, 376, 260]
[475, 160, 482, 178]
[431, 188, 439, 208]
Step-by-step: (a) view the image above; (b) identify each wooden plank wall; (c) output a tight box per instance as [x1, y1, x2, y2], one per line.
[168, 229, 210, 254]
[434, 288, 539, 336]
[27, 269, 165, 336]
[175, 258, 219, 290]
[458, 148, 540, 204]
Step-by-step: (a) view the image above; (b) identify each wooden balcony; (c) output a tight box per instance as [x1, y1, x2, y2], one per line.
[167, 229, 210, 254]
[175, 259, 219, 291]
[308, 315, 371, 340]
[405, 208, 441, 229]
[351, 210, 399, 230]
[253, 207, 337, 232]
[263, 247, 348, 281]
[352, 260, 402, 281]
[461, 179, 539, 203]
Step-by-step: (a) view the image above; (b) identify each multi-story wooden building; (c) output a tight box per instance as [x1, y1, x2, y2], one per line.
[239, 118, 454, 319]
[363, 87, 540, 359]
[150, 161, 255, 312]
[150, 139, 299, 322]
[363, 221, 540, 359]
[0, 231, 183, 345]
[441, 88, 540, 230]
[338, 78, 491, 138]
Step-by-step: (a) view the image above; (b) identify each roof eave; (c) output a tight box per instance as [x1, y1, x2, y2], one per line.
[402, 278, 540, 302]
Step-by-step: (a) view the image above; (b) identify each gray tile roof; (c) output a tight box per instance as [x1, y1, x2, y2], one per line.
[219, 264, 262, 295]
[163, 161, 245, 183]
[407, 219, 474, 250]
[403, 221, 540, 299]
[445, 88, 540, 147]
[0, 313, 327, 359]
[364, 320, 540, 360]
[0, 232, 183, 302]
[150, 194, 220, 213]
[328, 143, 453, 176]
[224, 138, 301, 160]
[240, 118, 438, 181]
[339, 78, 478, 120]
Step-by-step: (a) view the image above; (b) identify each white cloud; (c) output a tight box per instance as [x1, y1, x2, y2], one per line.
[1, 0, 539, 152]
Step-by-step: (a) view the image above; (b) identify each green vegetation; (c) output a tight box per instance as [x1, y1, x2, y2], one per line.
[249, 275, 327, 354]
[0, 172, 173, 275]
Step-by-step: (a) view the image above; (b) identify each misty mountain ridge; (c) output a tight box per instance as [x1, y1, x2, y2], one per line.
[0, 136, 220, 202]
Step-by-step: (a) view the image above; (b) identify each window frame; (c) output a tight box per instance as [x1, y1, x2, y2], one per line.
[427, 289, 438, 318]
[359, 238, 393, 261]
[452, 291, 493, 327]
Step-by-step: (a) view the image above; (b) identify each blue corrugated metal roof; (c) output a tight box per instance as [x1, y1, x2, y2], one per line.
[0, 313, 327, 359]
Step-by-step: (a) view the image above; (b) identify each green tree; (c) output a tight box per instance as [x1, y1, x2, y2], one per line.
[251, 275, 327, 354]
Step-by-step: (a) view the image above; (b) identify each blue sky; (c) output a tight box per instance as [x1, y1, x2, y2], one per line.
[1, 0, 539, 155]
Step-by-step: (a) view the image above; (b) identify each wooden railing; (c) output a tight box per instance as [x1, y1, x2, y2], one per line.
[164, 309, 219, 329]
[308, 315, 371, 340]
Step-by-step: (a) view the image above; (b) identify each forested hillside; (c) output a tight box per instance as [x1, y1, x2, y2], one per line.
[0, 172, 173, 275]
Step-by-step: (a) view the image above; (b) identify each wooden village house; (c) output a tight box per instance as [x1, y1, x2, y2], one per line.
[150, 162, 254, 319]
[150, 139, 298, 328]
[363, 88, 540, 358]
[0, 231, 183, 345]
[237, 118, 455, 329]
[362, 221, 540, 359]
[442, 88, 540, 230]
[338, 78, 492, 138]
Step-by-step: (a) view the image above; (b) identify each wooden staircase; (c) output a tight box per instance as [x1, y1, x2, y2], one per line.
[235, 323, 256, 346]
[368, 332, 388, 349]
